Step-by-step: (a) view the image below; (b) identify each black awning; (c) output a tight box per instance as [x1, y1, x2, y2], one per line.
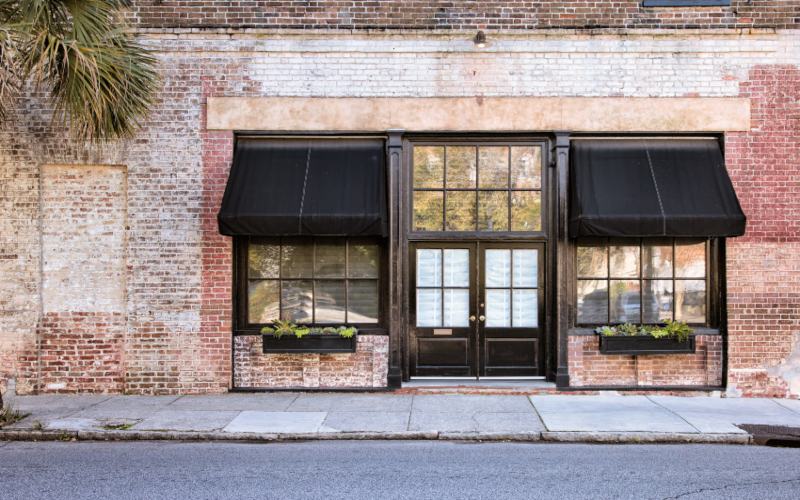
[218, 138, 387, 237]
[569, 139, 746, 238]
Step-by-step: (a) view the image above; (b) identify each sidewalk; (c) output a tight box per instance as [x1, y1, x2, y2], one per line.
[3, 392, 800, 444]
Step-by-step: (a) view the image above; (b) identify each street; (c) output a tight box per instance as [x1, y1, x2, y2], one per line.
[1, 441, 798, 499]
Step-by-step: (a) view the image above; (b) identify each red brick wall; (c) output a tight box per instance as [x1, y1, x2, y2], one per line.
[234, 335, 389, 388]
[724, 65, 800, 398]
[130, 1, 799, 30]
[569, 335, 723, 387]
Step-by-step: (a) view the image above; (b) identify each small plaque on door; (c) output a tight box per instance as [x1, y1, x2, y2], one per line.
[433, 329, 453, 336]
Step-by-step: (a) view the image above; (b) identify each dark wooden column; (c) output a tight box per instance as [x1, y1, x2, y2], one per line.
[387, 130, 404, 388]
[553, 132, 571, 387]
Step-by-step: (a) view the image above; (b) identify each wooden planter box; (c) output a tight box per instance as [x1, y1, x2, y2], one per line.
[262, 334, 357, 354]
[598, 335, 696, 355]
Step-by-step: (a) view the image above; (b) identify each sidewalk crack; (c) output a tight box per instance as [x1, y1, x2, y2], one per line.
[526, 396, 548, 431]
[65, 395, 113, 418]
[662, 477, 800, 499]
[646, 396, 701, 433]
[772, 398, 800, 416]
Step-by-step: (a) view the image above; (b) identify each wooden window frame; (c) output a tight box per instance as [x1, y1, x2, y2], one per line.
[574, 237, 721, 329]
[233, 236, 387, 336]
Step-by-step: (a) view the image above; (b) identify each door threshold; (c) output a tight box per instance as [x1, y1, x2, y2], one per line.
[403, 378, 555, 390]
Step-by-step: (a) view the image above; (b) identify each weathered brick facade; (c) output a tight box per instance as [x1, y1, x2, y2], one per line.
[0, 2, 798, 396]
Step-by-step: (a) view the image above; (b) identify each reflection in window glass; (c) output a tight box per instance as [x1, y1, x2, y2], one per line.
[642, 242, 673, 278]
[478, 146, 509, 188]
[512, 250, 538, 288]
[416, 249, 442, 287]
[676, 241, 706, 278]
[478, 191, 509, 231]
[511, 191, 541, 231]
[446, 146, 477, 188]
[577, 279, 609, 324]
[281, 280, 314, 324]
[512, 289, 538, 327]
[610, 280, 641, 323]
[486, 289, 511, 327]
[413, 146, 444, 188]
[642, 280, 673, 324]
[281, 243, 314, 278]
[577, 246, 607, 278]
[413, 191, 443, 231]
[248, 242, 280, 279]
[314, 281, 346, 323]
[348, 244, 379, 278]
[315, 241, 346, 278]
[416, 289, 442, 327]
[348, 281, 379, 323]
[610, 244, 639, 278]
[445, 191, 477, 231]
[511, 146, 541, 189]
[443, 249, 470, 287]
[443, 289, 469, 327]
[248, 280, 280, 324]
[485, 250, 511, 287]
[676, 280, 706, 323]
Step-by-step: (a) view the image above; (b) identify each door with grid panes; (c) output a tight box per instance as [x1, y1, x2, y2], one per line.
[410, 242, 544, 378]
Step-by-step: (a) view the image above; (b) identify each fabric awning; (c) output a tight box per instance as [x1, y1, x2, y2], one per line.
[218, 138, 387, 236]
[569, 139, 746, 238]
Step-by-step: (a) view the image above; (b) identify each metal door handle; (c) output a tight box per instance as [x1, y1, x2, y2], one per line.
[479, 315, 486, 322]
[469, 315, 476, 322]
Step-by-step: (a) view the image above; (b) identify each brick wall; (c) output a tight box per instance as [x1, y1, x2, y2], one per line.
[129, 1, 800, 30]
[234, 335, 389, 388]
[569, 335, 723, 387]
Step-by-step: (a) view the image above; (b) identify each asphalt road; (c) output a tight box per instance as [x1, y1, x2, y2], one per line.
[1, 441, 799, 500]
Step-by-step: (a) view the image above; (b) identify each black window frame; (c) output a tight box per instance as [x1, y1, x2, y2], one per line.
[573, 237, 721, 329]
[233, 236, 387, 336]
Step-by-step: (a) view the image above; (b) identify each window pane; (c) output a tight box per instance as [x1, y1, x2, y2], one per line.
[348, 280, 379, 324]
[577, 280, 608, 324]
[416, 249, 442, 287]
[511, 146, 541, 189]
[676, 241, 706, 278]
[445, 191, 477, 231]
[315, 280, 346, 324]
[478, 146, 509, 188]
[577, 246, 608, 278]
[642, 280, 673, 324]
[478, 191, 509, 231]
[315, 240, 346, 278]
[247, 280, 280, 324]
[443, 289, 469, 327]
[348, 243, 379, 278]
[610, 280, 641, 324]
[511, 191, 541, 231]
[443, 249, 469, 287]
[281, 243, 314, 278]
[485, 289, 511, 327]
[446, 146, 476, 188]
[512, 289, 538, 327]
[642, 241, 673, 279]
[281, 280, 313, 324]
[416, 289, 442, 327]
[513, 249, 538, 288]
[675, 280, 706, 323]
[413, 191, 443, 231]
[248, 242, 280, 279]
[609, 244, 639, 278]
[413, 146, 444, 188]
[485, 249, 511, 287]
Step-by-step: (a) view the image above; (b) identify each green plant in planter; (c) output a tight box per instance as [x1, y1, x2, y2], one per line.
[617, 323, 640, 336]
[337, 326, 357, 339]
[595, 320, 693, 341]
[595, 325, 617, 336]
[261, 321, 358, 339]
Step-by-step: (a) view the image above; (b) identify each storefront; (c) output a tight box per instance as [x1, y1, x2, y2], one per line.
[213, 111, 745, 389]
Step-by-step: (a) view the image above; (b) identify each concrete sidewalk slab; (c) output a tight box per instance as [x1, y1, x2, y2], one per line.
[529, 395, 698, 433]
[13, 395, 111, 419]
[774, 398, 800, 415]
[288, 394, 413, 412]
[409, 411, 543, 433]
[649, 396, 800, 433]
[412, 395, 534, 413]
[134, 410, 239, 432]
[224, 411, 327, 433]
[78, 395, 180, 419]
[321, 411, 409, 432]
[169, 394, 299, 412]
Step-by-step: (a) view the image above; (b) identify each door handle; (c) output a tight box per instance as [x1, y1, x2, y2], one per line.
[479, 315, 486, 322]
[469, 315, 477, 322]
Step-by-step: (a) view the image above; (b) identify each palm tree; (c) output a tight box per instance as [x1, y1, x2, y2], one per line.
[0, 0, 158, 140]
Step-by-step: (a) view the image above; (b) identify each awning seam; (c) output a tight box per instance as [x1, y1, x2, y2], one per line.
[298, 146, 312, 234]
[643, 140, 667, 236]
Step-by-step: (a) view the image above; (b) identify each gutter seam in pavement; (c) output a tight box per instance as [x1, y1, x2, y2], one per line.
[645, 395, 704, 434]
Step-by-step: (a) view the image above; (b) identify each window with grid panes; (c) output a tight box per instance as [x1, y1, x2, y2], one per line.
[244, 238, 380, 326]
[412, 144, 543, 232]
[576, 239, 709, 326]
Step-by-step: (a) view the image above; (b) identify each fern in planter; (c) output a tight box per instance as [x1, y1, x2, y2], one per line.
[595, 320, 693, 341]
[261, 320, 358, 339]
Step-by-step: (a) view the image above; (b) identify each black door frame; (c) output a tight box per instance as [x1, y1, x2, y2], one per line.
[399, 135, 554, 381]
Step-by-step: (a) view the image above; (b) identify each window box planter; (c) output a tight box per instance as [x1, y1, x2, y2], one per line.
[598, 334, 696, 355]
[262, 333, 357, 354]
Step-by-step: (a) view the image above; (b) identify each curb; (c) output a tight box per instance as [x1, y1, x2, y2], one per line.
[0, 428, 751, 444]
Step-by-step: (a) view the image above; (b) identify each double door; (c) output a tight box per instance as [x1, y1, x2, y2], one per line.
[410, 242, 544, 378]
